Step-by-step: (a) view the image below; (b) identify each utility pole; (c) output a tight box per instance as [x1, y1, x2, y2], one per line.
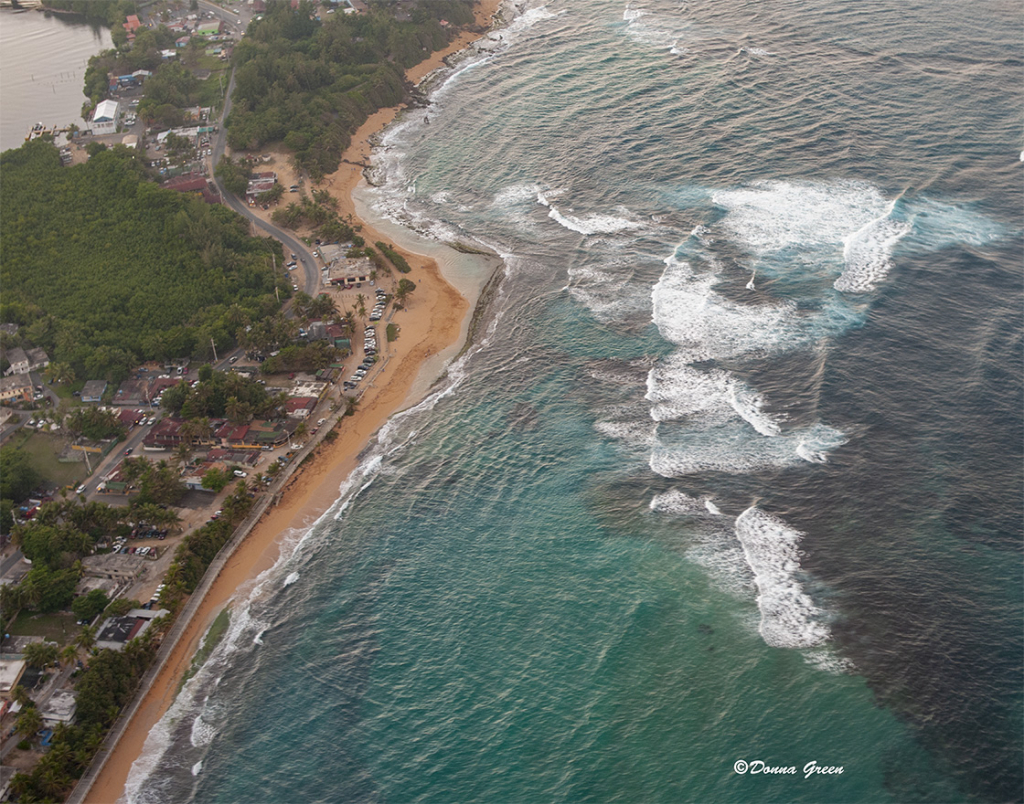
[211, 338, 218, 363]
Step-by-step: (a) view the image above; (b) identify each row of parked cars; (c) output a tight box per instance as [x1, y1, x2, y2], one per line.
[369, 290, 388, 322]
[343, 318, 381, 390]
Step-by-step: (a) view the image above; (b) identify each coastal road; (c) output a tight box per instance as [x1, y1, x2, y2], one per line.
[210, 69, 320, 297]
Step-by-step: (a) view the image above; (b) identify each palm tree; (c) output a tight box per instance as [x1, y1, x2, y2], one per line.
[174, 441, 194, 469]
[355, 294, 367, 322]
[23, 641, 59, 668]
[10, 684, 32, 708]
[75, 625, 97, 654]
[60, 643, 78, 667]
[16, 706, 43, 739]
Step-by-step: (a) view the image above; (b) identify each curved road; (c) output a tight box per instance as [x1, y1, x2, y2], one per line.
[210, 69, 320, 297]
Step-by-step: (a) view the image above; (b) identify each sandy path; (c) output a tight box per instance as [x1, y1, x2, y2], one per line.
[83, 2, 501, 802]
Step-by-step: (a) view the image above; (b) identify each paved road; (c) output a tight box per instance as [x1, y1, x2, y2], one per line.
[210, 64, 320, 297]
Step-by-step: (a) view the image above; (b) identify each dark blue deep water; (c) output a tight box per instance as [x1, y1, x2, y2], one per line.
[128, 1, 1022, 802]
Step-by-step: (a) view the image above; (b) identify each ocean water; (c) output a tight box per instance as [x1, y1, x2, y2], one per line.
[125, 1, 1022, 802]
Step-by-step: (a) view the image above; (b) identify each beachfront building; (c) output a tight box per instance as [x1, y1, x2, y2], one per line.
[90, 99, 120, 135]
[95, 608, 170, 652]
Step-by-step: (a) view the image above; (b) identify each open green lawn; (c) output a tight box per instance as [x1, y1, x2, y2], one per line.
[18, 431, 87, 490]
[7, 611, 80, 646]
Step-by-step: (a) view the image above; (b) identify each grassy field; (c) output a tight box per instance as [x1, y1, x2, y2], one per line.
[17, 431, 88, 490]
[7, 611, 80, 646]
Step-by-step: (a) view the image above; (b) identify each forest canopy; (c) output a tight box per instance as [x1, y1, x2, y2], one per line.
[226, 0, 475, 178]
[0, 140, 286, 381]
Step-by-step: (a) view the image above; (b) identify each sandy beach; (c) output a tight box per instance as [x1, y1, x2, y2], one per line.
[83, 2, 502, 801]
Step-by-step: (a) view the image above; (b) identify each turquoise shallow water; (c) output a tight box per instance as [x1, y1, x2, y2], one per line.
[128, 1, 1022, 801]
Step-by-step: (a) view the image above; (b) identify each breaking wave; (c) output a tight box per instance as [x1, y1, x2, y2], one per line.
[734, 507, 830, 649]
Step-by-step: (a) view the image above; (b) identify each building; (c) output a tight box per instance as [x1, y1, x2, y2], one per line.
[285, 397, 317, 419]
[124, 14, 142, 34]
[0, 375, 32, 405]
[3, 347, 29, 375]
[5, 346, 50, 376]
[26, 347, 49, 372]
[81, 380, 108, 402]
[91, 99, 120, 135]
[95, 608, 169, 652]
[40, 690, 77, 726]
[0, 659, 27, 695]
[122, 134, 139, 149]
[196, 20, 224, 36]
[162, 173, 220, 204]
[113, 378, 150, 406]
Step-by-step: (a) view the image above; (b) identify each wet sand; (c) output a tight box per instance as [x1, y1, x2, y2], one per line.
[84, 1, 502, 801]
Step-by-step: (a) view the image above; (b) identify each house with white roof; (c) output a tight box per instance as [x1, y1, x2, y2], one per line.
[91, 99, 120, 134]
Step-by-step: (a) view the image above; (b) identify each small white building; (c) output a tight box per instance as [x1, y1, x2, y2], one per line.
[3, 347, 29, 376]
[91, 99, 120, 135]
[0, 659, 27, 695]
[41, 690, 78, 725]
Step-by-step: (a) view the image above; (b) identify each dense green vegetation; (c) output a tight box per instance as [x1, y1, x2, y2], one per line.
[227, 0, 475, 178]
[1, 141, 286, 382]
[161, 481, 254, 609]
[0, 446, 40, 503]
[376, 241, 411, 273]
[160, 368, 284, 421]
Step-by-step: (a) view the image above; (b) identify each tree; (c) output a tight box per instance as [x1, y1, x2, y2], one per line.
[174, 441, 194, 469]
[393, 278, 416, 309]
[201, 467, 230, 493]
[45, 362, 76, 386]
[74, 624, 97, 654]
[16, 707, 43, 739]
[23, 641, 59, 669]
[10, 684, 32, 708]
[72, 589, 110, 622]
[61, 643, 79, 667]
[0, 447, 40, 503]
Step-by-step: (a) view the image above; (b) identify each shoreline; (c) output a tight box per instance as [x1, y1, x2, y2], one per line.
[81, 2, 504, 801]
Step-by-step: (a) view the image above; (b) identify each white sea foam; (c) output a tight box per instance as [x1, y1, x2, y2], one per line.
[594, 419, 655, 447]
[734, 507, 829, 649]
[191, 761, 203, 777]
[567, 264, 651, 322]
[190, 711, 217, 748]
[649, 489, 714, 516]
[739, 46, 774, 56]
[803, 648, 856, 675]
[652, 257, 803, 362]
[283, 571, 300, 587]
[836, 205, 911, 292]
[546, 203, 644, 236]
[704, 499, 722, 516]
[711, 180, 894, 254]
[727, 381, 784, 436]
[492, 182, 543, 207]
